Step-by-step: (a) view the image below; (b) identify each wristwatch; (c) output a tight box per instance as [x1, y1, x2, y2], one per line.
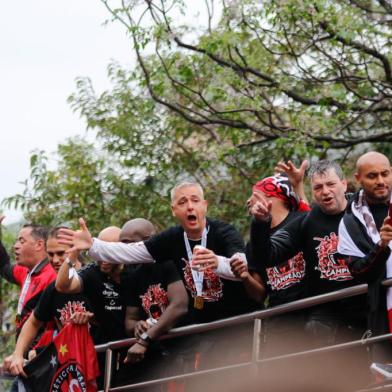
[66, 258, 76, 268]
[138, 332, 152, 346]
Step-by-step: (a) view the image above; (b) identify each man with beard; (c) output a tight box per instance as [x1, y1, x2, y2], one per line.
[337, 151, 392, 375]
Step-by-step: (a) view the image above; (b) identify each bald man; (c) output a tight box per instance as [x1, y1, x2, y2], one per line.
[112, 219, 188, 387]
[120, 218, 156, 244]
[56, 226, 127, 344]
[338, 151, 392, 367]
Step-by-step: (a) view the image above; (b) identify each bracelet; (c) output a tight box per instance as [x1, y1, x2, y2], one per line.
[66, 258, 76, 268]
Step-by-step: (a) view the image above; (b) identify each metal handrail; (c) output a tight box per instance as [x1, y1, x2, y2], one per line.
[99, 282, 376, 391]
[104, 332, 392, 392]
[1, 280, 390, 389]
[95, 282, 369, 353]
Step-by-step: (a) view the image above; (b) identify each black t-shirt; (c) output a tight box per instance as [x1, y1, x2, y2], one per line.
[250, 204, 366, 321]
[249, 211, 306, 307]
[78, 263, 127, 343]
[34, 282, 91, 327]
[124, 261, 182, 322]
[145, 218, 258, 324]
[279, 205, 356, 295]
[369, 203, 388, 231]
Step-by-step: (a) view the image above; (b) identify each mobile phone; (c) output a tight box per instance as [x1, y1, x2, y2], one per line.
[389, 202, 392, 218]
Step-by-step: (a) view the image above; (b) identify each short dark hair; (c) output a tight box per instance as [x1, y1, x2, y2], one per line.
[308, 160, 344, 181]
[23, 224, 48, 242]
[48, 226, 69, 239]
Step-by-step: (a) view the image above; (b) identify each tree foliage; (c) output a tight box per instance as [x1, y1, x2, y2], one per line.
[5, 0, 392, 234]
[100, 0, 392, 151]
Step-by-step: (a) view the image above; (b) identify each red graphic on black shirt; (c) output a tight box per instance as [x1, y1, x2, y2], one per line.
[314, 233, 352, 281]
[140, 284, 169, 320]
[183, 262, 223, 302]
[57, 301, 87, 325]
[266, 252, 305, 291]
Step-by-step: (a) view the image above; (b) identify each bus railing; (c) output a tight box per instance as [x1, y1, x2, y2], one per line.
[96, 281, 387, 392]
[3, 279, 392, 391]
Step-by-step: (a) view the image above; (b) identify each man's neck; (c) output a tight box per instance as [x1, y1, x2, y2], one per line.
[270, 206, 290, 229]
[27, 258, 44, 272]
[185, 222, 207, 241]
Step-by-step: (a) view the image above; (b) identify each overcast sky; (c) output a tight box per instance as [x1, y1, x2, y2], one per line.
[0, 0, 134, 224]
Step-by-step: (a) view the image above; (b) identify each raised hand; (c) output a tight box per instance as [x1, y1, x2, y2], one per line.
[379, 217, 392, 248]
[58, 218, 93, 252]
[249, 192, 272, 221]
[275, 159, 309, 188]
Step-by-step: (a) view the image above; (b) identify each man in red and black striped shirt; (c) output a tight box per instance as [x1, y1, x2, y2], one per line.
[0, 220, 56, 337]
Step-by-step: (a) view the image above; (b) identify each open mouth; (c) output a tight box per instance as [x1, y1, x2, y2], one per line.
[187, 214, 197, 224]
[323, 197, 333, 204]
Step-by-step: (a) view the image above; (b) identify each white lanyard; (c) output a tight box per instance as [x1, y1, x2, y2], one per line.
[17, 262, 39, 315]
[183, 227, 207, 297]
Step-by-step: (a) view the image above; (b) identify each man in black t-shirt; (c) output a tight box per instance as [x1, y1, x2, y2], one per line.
[338, 151, 392, 365]
[248, 160, 370, 389]
[116, 218, 188, 385]
[56, 226, 126, 344]
[121, 219, 188, 356]
[248, 160, 367, 344]
[231, 171, 310, 357]
[58, 182, 257, 324]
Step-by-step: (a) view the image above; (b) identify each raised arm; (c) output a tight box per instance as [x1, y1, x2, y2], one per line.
[275, 160, 309, 204]
[0, 215, 16, 283]
[248, 195, 304, 269]
[55, 258, 82, 294]
[0, 241, 14, 283]
[58, 218, 154, 265]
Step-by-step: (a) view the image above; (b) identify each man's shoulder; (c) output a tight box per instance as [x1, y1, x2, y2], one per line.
[35, 261, 56, 282]
[149, 225, 183, 243]
[207, 217, 239, 233]
[78, 262, 100, 278]
[40, 280, 56, 298]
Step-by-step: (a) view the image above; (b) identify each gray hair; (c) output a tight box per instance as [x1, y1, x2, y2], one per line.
[308, 160, 344, 181]
[170, 181, 204, 202]
[23, 224, 49, 242]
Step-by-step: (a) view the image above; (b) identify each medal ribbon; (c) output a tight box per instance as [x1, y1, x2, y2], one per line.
[183, 227, 207, 298]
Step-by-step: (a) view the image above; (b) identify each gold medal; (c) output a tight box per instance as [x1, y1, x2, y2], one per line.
[194, 296, 204, 310]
